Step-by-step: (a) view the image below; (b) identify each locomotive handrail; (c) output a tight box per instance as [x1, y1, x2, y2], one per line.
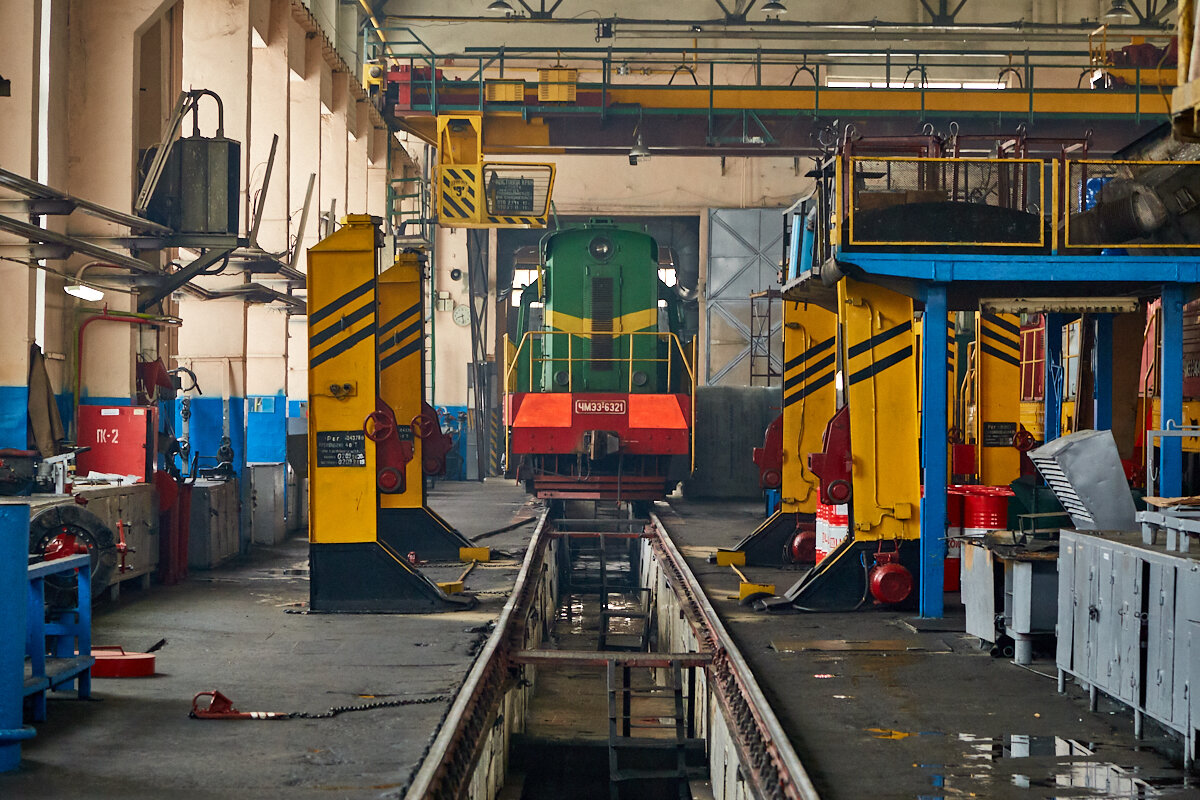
[504, 330, 694, 396]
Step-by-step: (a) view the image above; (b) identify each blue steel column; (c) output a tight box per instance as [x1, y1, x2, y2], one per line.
[920, 286, 948, 619]
[1093, 315, 1113, 431]
[0, 504, 34, 771]
[1043, 314, 1064, 443]
[1160, 286, 1184, 498]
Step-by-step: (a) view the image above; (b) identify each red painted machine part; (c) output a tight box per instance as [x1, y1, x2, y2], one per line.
[416, 401, 453, 476]
[753, 414, 783, 490]
[869, 552, 913, 605]
[92, 646, 156, 678]
[366, 399, 413, 494]
[808, 405, 852, 505]
[43, 531, 88, 561]
[788, 527, 816, 564]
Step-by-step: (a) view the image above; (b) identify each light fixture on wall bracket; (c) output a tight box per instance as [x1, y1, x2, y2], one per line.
[1104, 1, 1135, 21]
[64, 282, 104, 302]
[63, 261, 109, 302]
[762, 0, 788, 14]
[487, 0, 514, 13]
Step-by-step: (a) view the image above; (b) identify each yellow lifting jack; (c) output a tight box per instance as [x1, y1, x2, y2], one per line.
[306, 215, 480, 612]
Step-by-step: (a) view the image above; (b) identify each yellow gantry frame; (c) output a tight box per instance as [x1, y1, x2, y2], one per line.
[839, 278, 920, 541]
[435, 114, 555, 228]
[779, 301, 838, 515]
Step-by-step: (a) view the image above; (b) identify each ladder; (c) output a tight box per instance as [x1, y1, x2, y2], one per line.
[749, 288, 782, 387]
[606, 659, 706, 799]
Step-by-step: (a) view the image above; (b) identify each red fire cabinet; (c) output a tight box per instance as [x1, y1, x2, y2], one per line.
[75, 406, 157, 482]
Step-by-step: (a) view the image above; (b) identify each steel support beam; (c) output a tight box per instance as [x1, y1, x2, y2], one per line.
[1043, 313, 1065, 443]
[1094, 314, 1114, 431]
[919, 286, 948, 619]
[1160, 284, 1184, 497]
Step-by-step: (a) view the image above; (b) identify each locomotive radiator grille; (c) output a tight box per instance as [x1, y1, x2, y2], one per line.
[591, 275, 614, 371]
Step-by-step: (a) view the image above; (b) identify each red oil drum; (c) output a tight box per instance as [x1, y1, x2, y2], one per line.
[944, 488, 966, 592]
[962, 486, 1014, 537]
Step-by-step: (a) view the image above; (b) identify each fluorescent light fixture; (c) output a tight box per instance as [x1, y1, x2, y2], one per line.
[980, 297, 1140, 315]
[64, 282, 104, 302]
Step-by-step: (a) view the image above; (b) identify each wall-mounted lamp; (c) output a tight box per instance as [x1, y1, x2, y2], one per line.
[487, 0, 514, 13]
[762, 0, 787, 14]
[64, 282, 104, 302]
[63, 261, 109, 302]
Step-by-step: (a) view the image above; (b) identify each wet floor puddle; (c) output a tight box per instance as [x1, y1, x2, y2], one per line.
[866, 732, 1194, 798]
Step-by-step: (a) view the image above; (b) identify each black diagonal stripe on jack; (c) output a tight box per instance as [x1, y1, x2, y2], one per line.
[979, 341, 1021, 368]
[379, 319, 421, 355]
[979, 324, 1021, 354]
[460, 195, 476, 214]
[784, 334, 836, 372]
[380, 337, 422, 371]
[848, 345, 913, 385]
[311, 322, 376, 369]
[783, 352, 835, 392]
[982, 313, 1020, 336]
[783, 369, 836, 408]
[847, 320, 912, 359]
[378, 302, 421, 340]
[309, 300, 375, 349]
[309, 278, 372, 326]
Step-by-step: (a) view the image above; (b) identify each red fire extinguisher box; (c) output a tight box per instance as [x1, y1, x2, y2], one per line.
[76, 406, 157, 482]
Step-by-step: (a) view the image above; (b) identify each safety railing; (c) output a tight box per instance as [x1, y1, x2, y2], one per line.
[363, 29, 1175, 127]
[827, 156, 1200, 252]
[504, 330, 695, 396]
[843, 155, 1048, 248]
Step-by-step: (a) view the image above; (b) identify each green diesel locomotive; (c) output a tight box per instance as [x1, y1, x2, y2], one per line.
[504, 219, 694, 503]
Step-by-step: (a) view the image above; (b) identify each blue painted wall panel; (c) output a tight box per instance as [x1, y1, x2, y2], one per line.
[246, 394, 286, 464]
[0, 386, 28, 450]
[79, 396, 132, 406]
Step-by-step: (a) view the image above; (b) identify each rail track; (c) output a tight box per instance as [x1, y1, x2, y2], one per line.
[404, 509, 819, 800]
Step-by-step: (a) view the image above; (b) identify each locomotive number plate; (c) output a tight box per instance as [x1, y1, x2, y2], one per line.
[575, 399, 626, 415]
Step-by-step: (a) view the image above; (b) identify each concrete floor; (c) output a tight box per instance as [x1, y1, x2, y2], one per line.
[658, 496, 1197, 800]
[5, 480, 1198, 799]
[3, 479, 537, 800]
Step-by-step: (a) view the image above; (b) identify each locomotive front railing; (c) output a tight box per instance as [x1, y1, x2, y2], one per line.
[504, 330, 694, 396]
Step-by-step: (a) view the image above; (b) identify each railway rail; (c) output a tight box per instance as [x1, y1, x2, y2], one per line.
[404, 508, 819, 800]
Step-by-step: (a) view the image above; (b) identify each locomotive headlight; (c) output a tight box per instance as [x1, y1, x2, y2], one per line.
[554, 370, 570, 387]
[588, 236, 614, 262]
[632, 370, 649, 387]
